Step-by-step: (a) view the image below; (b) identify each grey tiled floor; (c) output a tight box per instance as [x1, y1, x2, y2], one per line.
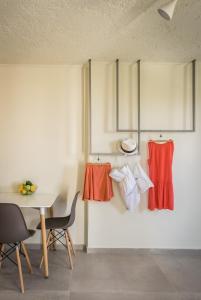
[0, 250, 201, 299]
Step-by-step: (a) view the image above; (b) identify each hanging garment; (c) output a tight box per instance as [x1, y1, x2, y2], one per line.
[110, 165, 140, 211]
[134, 162, 154, 193]
[83, 163, 113, 201]
[148, 140, 174, 210]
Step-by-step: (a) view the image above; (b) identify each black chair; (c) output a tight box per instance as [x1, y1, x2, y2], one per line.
[37, 191, 80, 270]
[0, 203, 35, 293]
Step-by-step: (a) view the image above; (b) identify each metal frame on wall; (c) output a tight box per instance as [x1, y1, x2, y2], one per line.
[88, 59, 119, 156]
[116, 59, 196, 133]
[88, 59, 196, 156]
[88, 59, 141, 156]
[116, 59, 141, 153]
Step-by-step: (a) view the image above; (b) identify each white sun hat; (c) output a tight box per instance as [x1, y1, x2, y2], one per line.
[118, 138, 137, 156]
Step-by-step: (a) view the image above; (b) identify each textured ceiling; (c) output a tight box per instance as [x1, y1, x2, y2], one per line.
[0, 0, 200, 64]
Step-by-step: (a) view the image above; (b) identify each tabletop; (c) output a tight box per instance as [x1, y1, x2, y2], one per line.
[0, 192, 57, 208]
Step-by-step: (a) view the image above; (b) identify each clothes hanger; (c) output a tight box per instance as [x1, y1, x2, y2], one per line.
[93, 154, 102, 164]
[123, 153, 129, 166]
[123, 154, 134, 170]
[92, 155, 109, 165]
[150, 134, 172, 144]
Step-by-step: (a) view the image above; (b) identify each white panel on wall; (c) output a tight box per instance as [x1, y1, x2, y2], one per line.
[90, 61, 138, 154]
[140, 62, 193, 130]
[118, 62, 138, 130]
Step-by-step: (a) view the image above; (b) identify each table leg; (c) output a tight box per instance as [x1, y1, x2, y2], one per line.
[49, 207, 56, 251]
[40, 207, 48, 278]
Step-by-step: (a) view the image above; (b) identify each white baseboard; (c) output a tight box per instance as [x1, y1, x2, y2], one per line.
[86, 248, 201, 255]
[25, 244, 201, 255]
[26, 243, 85, 251]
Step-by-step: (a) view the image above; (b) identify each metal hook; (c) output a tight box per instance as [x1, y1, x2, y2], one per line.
[124, 153, 129, 165]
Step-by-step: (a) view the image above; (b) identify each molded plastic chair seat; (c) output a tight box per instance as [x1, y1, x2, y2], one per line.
[0, 203, 35, 293]
[37, 191, 80, 270]
[37, 216, 70, 230]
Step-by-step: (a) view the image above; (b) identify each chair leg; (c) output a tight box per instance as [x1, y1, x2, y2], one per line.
[40, 230, 52, 269]
[67, 229, 76, 256]
[21, 242, 33, 274]
[0, 243, 4, 268]
[16, 246, 25, 294]
[50, 230, 56, 251]
[64, 230, 73, 270]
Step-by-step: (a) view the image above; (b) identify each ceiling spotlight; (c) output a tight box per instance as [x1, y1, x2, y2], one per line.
[158, 0, 178, 21]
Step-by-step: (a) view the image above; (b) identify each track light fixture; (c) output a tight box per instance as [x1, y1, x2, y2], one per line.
[158, 0, 178, 21]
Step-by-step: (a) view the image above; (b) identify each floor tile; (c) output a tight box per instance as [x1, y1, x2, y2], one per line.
[0, 291, 70, 300]
[153, 254, 201, 293]
[1, 249, 201, 299]
[70, 291, 201, 300]
[70, 252, 176, 293]
[0, 249, 72, 294]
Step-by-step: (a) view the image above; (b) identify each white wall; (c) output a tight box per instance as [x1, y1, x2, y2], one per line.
[87, 61, 201, 249]
[0, 62, 200, 249]
[0, 64, 85, 245]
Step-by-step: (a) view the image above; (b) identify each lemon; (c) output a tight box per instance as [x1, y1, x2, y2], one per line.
[18, 184, 23, 193]
[30, 185, 36, 192]
[25, 185, 31, 191]
[19, 181, 37, 195]
[22, 189, 27, 195]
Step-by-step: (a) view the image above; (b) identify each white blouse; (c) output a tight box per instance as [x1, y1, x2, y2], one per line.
[110, 163, 153, 211]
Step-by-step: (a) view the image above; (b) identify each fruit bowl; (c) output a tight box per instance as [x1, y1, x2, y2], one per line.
[18, 180, 37, 195]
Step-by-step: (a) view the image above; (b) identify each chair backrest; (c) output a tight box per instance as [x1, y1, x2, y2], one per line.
[66, 191, 80, 228]
[0, 203, 30, 243]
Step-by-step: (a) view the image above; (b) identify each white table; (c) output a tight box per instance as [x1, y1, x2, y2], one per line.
[0, 192, 57, 278]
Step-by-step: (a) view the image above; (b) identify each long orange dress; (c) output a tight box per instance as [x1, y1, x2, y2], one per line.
[148, 140, 174, 210]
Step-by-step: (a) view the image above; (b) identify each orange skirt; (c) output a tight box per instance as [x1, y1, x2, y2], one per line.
[83, 163, 113, 201]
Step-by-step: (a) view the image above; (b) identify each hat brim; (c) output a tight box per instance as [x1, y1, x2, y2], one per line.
[118, 143, 137, 156]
